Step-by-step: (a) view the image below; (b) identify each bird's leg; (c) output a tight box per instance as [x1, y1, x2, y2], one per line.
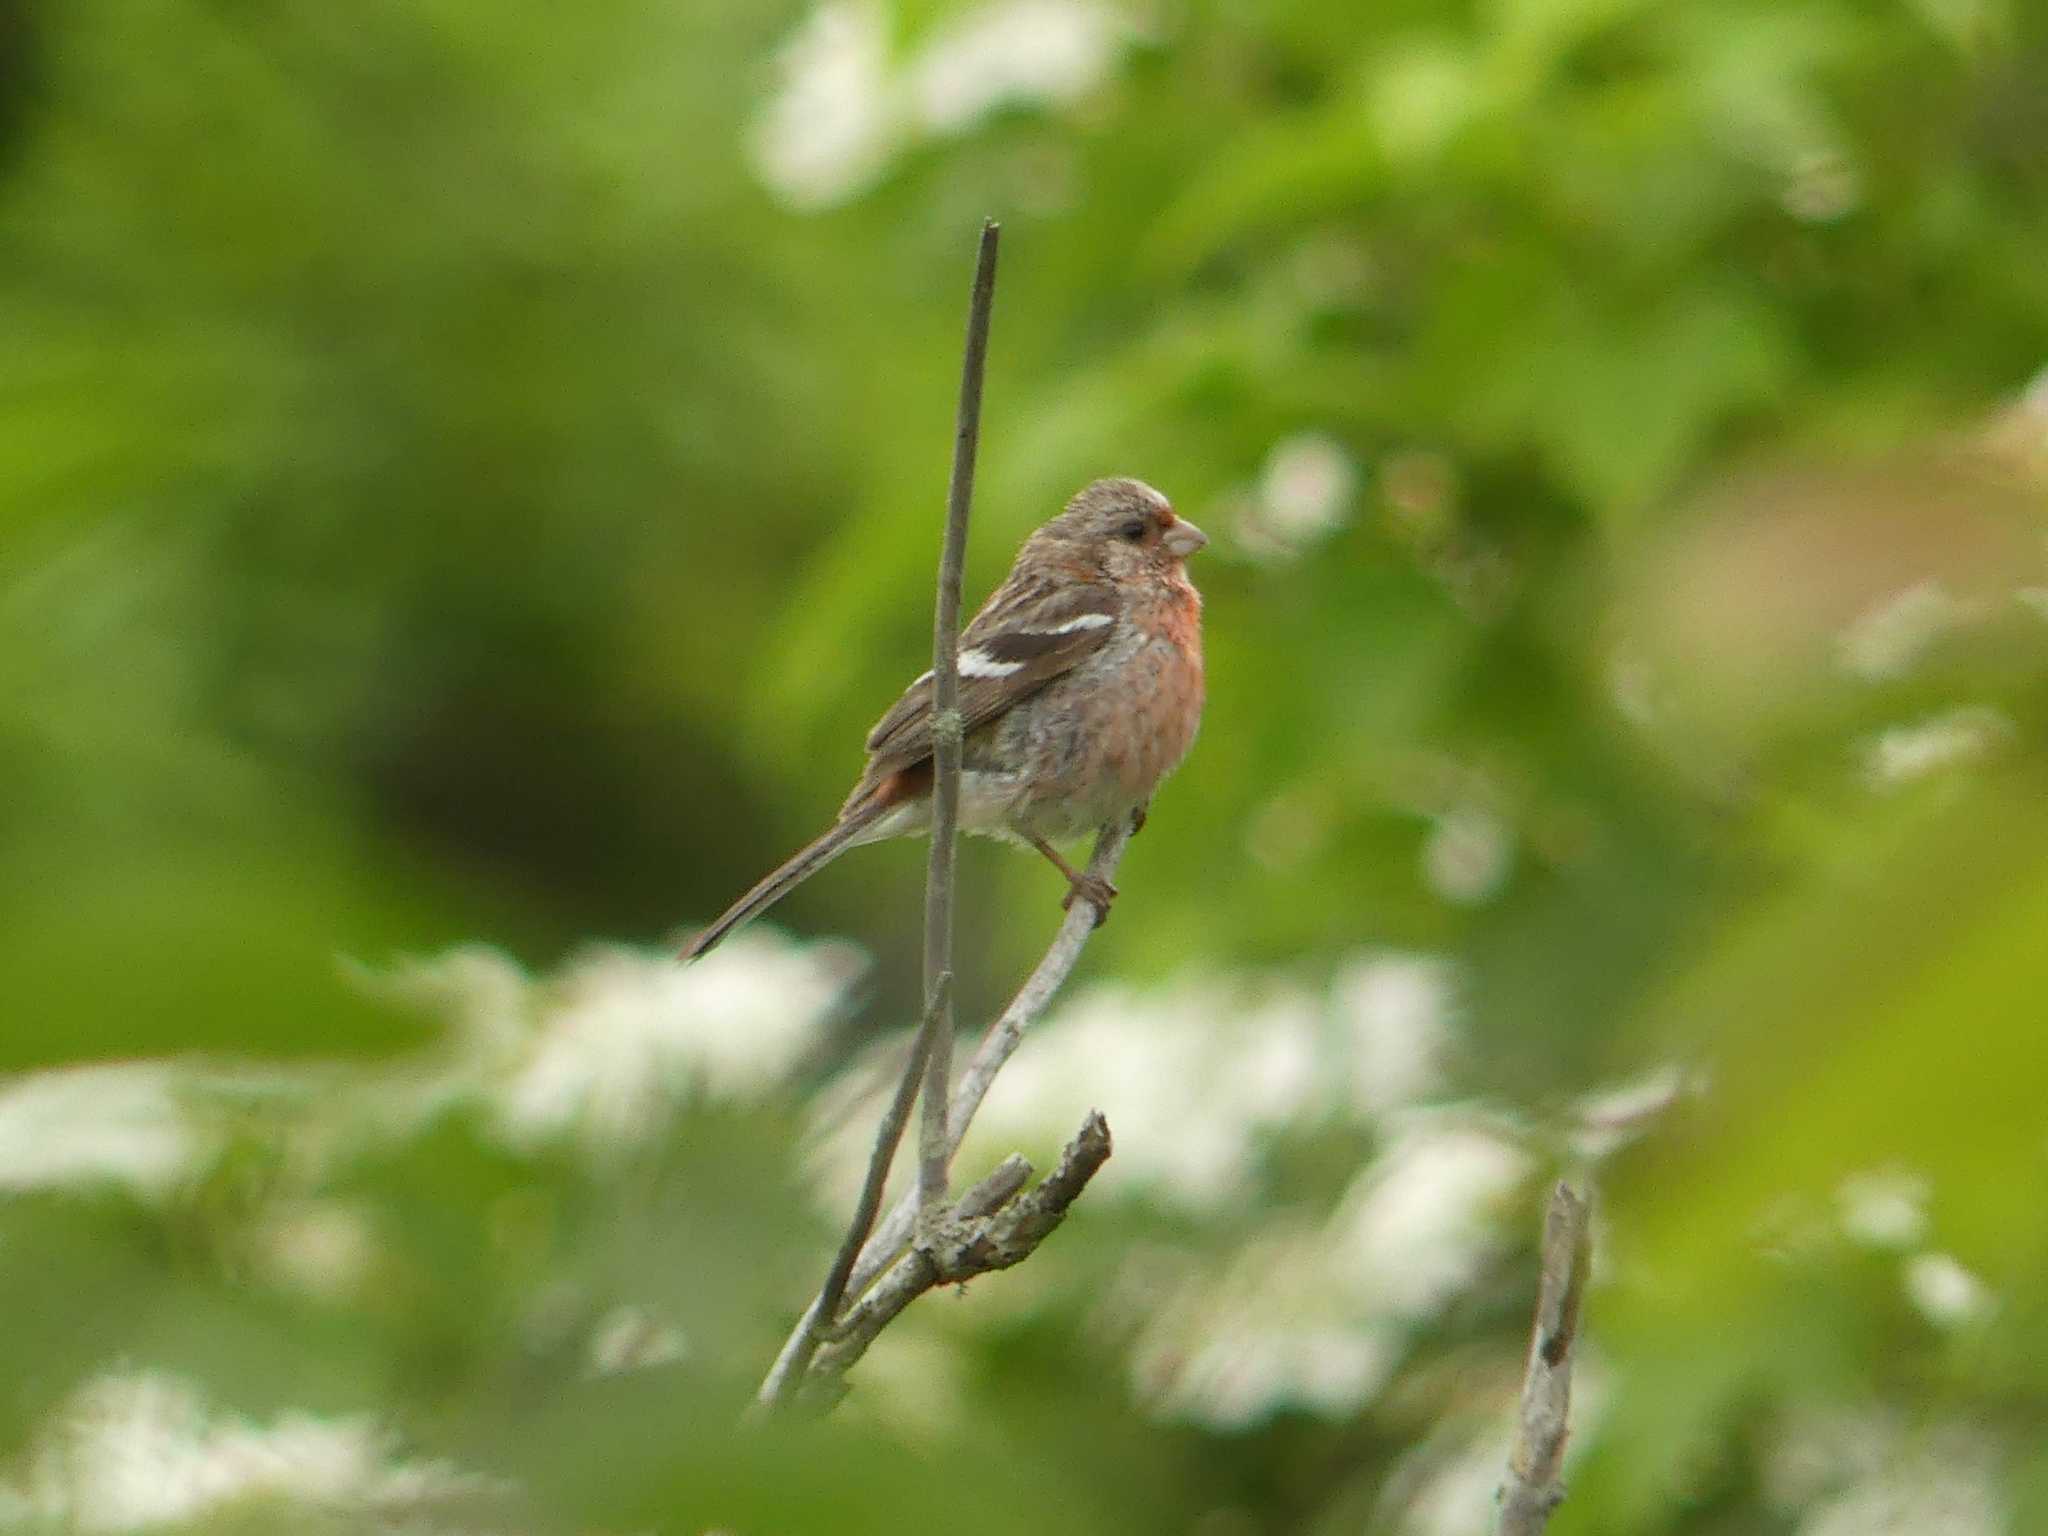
[1129, 800, 1150, 837]
[1026, 833, 1118, 925]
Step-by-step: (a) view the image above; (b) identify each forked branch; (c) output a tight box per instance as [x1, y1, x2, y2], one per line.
[757, 220, 1118, 1416]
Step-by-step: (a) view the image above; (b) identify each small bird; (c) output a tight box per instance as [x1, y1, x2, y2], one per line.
[681, 477, 1207, 961]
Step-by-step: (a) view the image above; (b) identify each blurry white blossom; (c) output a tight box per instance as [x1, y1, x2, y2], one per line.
[1770, 1394, 2013, 1536]
[1862, 705, 2012, 789]
[1904, 1252, 1993, 1328]
[1156, 1319, 1398, 1430]
[588, 1305, 690, 1376]
[1768, 1409, 2006, 1536]
[2, 934, 857, 1198]
[1330, 1117, 1529, 1319]
[747, 0, 896, 208]
[816, 952, 1465, 1226]
[1837, 579, 1976, 680]
[910, 0, 1124, 132]
[1795, 1432, 2003, 1536]
[750, 0, 1134, 208]
[805, 956, 1514, 1429]
[17, 1373, 492, 1529]
[1836, 1169, 1930, 1250]
[1393, 1430, 1515, 1536]
[1334, 952, 1454, 1116]
[964, 980, 1322, 1210]
[0, 1064, 203, 1196]
[1237, 433, 1358, 559]
[356, 943, 532, 1065]
[250, 1200, 378, 1304]
[1124, 1114, 1529, 1426]
[1129, 1228, 1401, 1428]
[1764, 1404, 1901, 1511]
[1571, 1063, 1699, 1159]
[495, 934, 858, 1152]
[1422, 805, 1513, 905]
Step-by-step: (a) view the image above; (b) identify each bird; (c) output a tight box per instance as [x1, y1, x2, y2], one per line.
[680, 477, 1207, 961]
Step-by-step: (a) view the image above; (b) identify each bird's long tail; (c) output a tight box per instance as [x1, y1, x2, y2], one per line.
[679, 805, 883, 961]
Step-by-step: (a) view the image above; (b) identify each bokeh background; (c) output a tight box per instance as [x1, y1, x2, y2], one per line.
[3, 0, 2046, 1530]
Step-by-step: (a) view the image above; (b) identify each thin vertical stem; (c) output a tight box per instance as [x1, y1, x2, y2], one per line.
[754, 222, 1004, 1415]
[918, 218, 1000, 1216]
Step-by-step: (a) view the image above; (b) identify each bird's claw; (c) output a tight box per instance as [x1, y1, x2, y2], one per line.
[1061, 873, 1119, 926]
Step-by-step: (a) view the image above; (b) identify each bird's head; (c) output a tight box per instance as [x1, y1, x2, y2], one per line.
[1031, 477, 1207, 583]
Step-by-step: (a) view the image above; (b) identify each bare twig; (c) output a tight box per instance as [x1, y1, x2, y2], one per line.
[804, 1112, 1112, 1398]
[756, 976, 951, 1411]
[920, 219, 1001, 1217]
[844, 813, 1135, 1301]
[1496, 1181, 1594, 1536]
[758, 813, 1132, 1408]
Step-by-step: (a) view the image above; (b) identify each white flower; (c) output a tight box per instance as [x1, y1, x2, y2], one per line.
[1329, 1117, 1528, 1320]
[909, 0, 1125, 133]
[1836, 1170, 1929, 1250]
[1334, 953, 1455, 1116]
[1862, 706, 2011, 789]
[1129, 1228, 1402, 1428]
[1837, 580, 1975, 681]
[749, 0, 1136, 209]
[1393, 1430, 1516, 1536]
[1769, 1409, 2003, 1536]
[21, 1373, 492, 1528]
[963, 979, 1320, 1211]
[1571, 1063, 1697, 1158]
[1238, 434, 1358, 559]
[1795, 1434, 2003, 1536]
[748, 0, 896, 209]
[0, 1064, 202, 1196]
[588, 1305, 690, 1376]
[1903, 1252, 1993, 1328]
[251, 1200, 378, 1303]
[1159, 1322, 1398, 1430]
[496, 934, 858, 1152]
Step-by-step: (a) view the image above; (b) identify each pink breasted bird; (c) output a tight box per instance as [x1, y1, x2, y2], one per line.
[680, 478, 1207, 960]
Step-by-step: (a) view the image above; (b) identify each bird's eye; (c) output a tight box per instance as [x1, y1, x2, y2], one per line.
[1118, 518, 1149, 542]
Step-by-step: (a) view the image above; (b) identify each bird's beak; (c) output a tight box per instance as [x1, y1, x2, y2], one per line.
[1163, 518, 1208, 558]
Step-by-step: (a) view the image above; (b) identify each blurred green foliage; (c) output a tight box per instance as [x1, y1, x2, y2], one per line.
[2, 0, 2045, 1529]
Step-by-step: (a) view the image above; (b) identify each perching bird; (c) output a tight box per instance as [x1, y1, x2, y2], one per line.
[680, 477, 1207, 961]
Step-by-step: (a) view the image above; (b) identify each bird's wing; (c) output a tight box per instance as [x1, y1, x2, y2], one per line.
[861, 578, 1122, 773]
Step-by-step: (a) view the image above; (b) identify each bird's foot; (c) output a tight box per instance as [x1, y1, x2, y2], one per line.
[1061, 872, 1119, 926]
